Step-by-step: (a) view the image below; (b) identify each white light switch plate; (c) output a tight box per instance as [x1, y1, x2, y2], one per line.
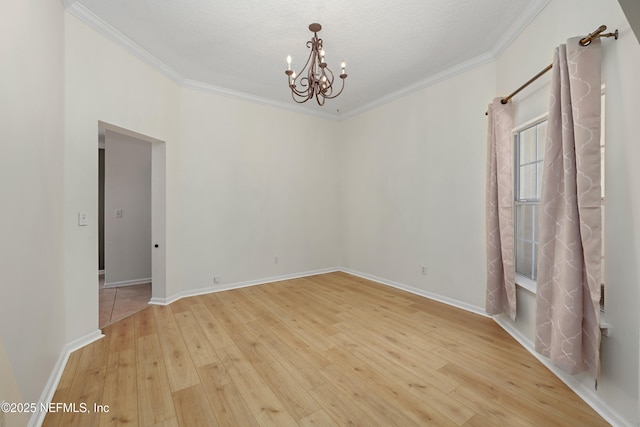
[78, 212, 88, 226]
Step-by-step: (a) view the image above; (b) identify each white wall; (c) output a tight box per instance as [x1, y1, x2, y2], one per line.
[179, 88, 340, 291]
[64, 12, 340, 337]
[64, 13, 182, 340]
[339, 62, 496, 311]
[0, 0, 65, 420]
[104, 130, 152, 286]
[495, 0, 640, 424]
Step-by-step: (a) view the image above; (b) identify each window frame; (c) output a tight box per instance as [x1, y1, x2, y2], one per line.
[512, 113, 548, 294]
[511, 86, 606, 297]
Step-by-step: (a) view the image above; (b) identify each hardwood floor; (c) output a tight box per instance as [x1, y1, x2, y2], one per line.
[43, 272, 608, 426]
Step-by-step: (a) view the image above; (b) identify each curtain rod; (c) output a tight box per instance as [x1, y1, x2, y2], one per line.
[485, 24, 618, 115]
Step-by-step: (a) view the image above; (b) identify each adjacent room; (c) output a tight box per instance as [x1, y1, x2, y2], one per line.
[2, 0, 639, 426]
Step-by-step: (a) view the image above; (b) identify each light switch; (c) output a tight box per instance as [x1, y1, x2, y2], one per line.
[115, 209, 123, 218]
[78, 212, 88, 226]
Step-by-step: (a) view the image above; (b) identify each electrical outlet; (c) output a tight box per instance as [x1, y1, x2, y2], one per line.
[274, 256, 279, 264]
[213, 277, 220, 284]
[421, 266, 427, 275]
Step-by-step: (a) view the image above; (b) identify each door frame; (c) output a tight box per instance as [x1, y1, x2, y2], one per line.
[98, 121, 166, 301]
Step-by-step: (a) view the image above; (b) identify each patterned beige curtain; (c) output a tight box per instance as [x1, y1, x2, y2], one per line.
[486, 98, 516, 320]
[536, 37, 602, 376]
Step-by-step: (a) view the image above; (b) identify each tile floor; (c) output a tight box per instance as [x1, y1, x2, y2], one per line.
[99, 274, 151, 328]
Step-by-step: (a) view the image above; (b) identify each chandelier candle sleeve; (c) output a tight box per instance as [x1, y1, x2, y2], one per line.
[284, 23, 347, 106]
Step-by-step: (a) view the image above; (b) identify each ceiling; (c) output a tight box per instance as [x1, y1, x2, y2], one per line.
[65, 0, 550, 118]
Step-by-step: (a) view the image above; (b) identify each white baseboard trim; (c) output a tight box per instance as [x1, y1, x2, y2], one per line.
[104, 277, 152, 288]
[149, 267, 339, 306]
[34, 269, 626, 426]
[29, 330, 104, 427]
[338, 267, 488, 317]
[493, 315, 628, 427]
[340, 268, 628, 426]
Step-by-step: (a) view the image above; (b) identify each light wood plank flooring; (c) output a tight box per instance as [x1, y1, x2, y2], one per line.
[43, 272, 608, 426]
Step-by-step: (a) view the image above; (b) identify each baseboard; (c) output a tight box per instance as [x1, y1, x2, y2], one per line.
[29, 330, 104, 427]
[104, 277, 152, 288]
[149, 267, 340, 306]
[493, 315, 629, 427]
[338, 267, 488, 317]
[339, 268, 629, 426]
[26, 268, 629, 426]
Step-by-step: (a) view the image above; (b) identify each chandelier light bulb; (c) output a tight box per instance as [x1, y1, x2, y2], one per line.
[287, 55, 292, 70]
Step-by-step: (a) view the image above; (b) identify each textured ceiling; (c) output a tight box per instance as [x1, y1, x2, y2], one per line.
[66, 0, 550, 118]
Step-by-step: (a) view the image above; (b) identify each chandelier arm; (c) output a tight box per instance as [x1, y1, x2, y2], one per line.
[297, 48, 314, 82]
[291, 92, 313, 103]
[291, 77, 310, 96]
[321, 67, 335, 96]
[291, 77, 314, 102]
[322, 77, 346, 99]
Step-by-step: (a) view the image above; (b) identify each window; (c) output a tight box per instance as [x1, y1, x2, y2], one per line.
[513, 118, 547, 291]
[512, 87, 605, 297]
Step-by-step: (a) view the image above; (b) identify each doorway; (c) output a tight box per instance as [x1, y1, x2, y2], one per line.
[97, 122, 166, 327]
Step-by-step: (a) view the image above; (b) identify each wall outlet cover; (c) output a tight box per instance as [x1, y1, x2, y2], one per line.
[78, 211, 89, 226]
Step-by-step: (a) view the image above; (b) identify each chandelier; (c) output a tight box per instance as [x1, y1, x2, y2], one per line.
[285, 23, 347, 106]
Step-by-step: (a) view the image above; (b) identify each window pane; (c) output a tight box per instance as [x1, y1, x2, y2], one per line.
[537, 162, 544, 198]
[532, 204, 539, 241]
[537, 121, 547, 159]
[516, 240, 534, 278]
[519, 164, 537, 199]
[520, 127, 537, 165]
[516, 204, 535, 241]
[532, 243, 538, 280]
[516, 205, 525, 240]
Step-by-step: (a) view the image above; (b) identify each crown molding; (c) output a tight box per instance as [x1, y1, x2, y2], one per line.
[65, 2, 184, 84]
[339, 51, 496, 120]
[339, 0, 551, 121]
[64, 1, 550, 122]
[181, 79, 338, 121]
[64, 2, 340, 121]
[490, 0, 551, 58]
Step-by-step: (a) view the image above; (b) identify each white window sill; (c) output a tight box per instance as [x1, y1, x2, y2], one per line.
[514, 274, 611, 335]
[515, 274, 537, 294]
